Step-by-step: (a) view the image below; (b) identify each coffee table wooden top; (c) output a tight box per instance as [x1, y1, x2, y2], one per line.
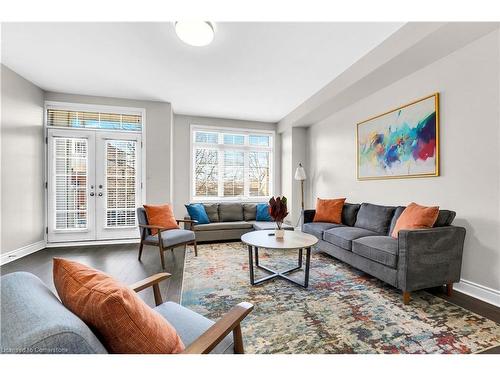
[241, 230, 318, 250]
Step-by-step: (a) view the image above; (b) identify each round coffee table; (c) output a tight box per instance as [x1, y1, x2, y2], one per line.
[241, 230, 318, 288]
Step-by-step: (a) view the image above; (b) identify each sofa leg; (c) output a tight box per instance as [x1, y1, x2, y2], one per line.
[446, 283, 453, 297]
[193, 241, 198, 257]
[403, 291, 411, 305]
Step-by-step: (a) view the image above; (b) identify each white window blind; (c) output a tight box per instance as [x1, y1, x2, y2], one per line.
[54, 138, 88, 230]
[105, 140, 138, 227]
[192, 127, 273, 200]
[47, 109, 142, 131]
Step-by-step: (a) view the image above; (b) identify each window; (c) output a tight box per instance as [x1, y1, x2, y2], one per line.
[47, 108, 142, 131]
[191, 127, 273, 200]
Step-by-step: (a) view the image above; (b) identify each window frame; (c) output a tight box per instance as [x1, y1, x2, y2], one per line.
[190, 124, 275, 202]
[45, 101, 144, 133]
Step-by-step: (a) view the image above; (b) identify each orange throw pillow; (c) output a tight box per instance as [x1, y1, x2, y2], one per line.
[143, 204, 179, 235]
[53, 258, 185, 354]
[391, 202, 439, 238]
[313, 198, 346, 224]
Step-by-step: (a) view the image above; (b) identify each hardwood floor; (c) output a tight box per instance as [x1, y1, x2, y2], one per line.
[2, 242, 499, 353]
[1, 243, 189, 306]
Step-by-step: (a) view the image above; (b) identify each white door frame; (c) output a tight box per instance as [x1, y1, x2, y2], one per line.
[44, 101, 147, 245]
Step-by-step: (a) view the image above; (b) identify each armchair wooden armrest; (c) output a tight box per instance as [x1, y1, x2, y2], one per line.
[129, 272, 171, 306]
[138, 224, 171, 233]
[182, 302, 254, 354]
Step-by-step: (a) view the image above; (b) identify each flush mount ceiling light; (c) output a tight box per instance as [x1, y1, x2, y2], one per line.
[174, 21, 215, 47]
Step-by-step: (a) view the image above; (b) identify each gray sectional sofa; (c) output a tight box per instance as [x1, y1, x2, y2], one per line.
[302, 202, 466, 303]
[184, 202, 293, 242]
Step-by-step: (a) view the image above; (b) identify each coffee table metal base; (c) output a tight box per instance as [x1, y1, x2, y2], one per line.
[247, 245, 311, 288]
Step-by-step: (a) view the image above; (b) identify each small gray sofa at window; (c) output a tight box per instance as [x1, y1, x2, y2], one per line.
[184, 202, 293, 242]
[302, 202, 466, 304]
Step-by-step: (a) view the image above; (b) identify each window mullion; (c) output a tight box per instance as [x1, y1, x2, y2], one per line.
[244, 151, 250, 197]
[218, 142, 224, 198]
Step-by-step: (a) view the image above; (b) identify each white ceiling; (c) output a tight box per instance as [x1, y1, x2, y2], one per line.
[1, 22, 403, 122]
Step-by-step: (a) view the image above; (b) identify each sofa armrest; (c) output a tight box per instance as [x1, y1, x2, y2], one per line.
[397, 226, 466, 292]
[303, 210, 316, 224]
[177, 218, 197, 230]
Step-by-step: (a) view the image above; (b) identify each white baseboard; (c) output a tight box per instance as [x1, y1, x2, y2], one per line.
[1, 240, 47, 265]
[454, 279, 500, 307]
[1, 238, 140, 265]
[46, 238, 140, 248]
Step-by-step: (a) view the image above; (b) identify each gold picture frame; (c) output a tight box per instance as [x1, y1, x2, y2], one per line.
[356, 93, 440, 180]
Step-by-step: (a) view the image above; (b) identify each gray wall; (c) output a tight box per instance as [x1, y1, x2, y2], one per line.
[1, 65, 45, 254]
[306, 30, 500, 292]
[172, 114, 279, 217]
[43, 92, 173, 205]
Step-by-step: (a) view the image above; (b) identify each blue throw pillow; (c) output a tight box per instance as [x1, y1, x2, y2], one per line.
[256, 203, 272, 222]
[185, 203, 210, 224]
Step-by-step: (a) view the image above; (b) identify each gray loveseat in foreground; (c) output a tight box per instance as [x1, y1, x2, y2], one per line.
[1, 272, 253, 354]
[185, 202, 293, 242]
[302, 202, 466, 304]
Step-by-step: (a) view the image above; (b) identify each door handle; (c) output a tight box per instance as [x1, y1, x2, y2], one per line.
[98, 193, 103, 197]
[90, 192, 95, 196]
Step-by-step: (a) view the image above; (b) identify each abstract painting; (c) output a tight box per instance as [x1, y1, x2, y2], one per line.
[357, 93, 439, 180]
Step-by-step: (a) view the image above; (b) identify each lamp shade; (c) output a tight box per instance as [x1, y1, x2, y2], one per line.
[294, 163, 307, 181]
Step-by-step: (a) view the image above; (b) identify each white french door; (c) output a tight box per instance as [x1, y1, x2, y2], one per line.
[48, 129, 142, 243]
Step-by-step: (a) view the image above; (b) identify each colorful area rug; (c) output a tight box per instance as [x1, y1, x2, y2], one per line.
[181, 242, 500, 354]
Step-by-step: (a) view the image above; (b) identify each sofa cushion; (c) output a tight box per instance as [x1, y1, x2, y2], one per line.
[323, 226, 379, 251]
[341, 203, 361, 226]
[146, 229, 195, 246]
[434, 210, 456, 227]
[219, 203, 244, 222]
[193, 221, 253, 231]
[1, 272, 107, 354]
[154, 302, 233, 354]
[354, 203, 396, 234]
[203, 203, 219, 223]
[243, 203, 257, 221]
[352, 236, 399, 268]
[388, 206, 405, 236]
[302, 222, 343, 239]
[53, 258, 184, 354]
[251, 221, 294, 231]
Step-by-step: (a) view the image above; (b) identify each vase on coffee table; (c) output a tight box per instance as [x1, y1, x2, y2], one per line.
[268, 196, 289, 240]
[275, 227, 285, 239]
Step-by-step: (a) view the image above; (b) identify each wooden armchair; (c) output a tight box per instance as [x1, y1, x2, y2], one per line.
[137, 207, 198, 269]
[130, 273, 254, 354]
